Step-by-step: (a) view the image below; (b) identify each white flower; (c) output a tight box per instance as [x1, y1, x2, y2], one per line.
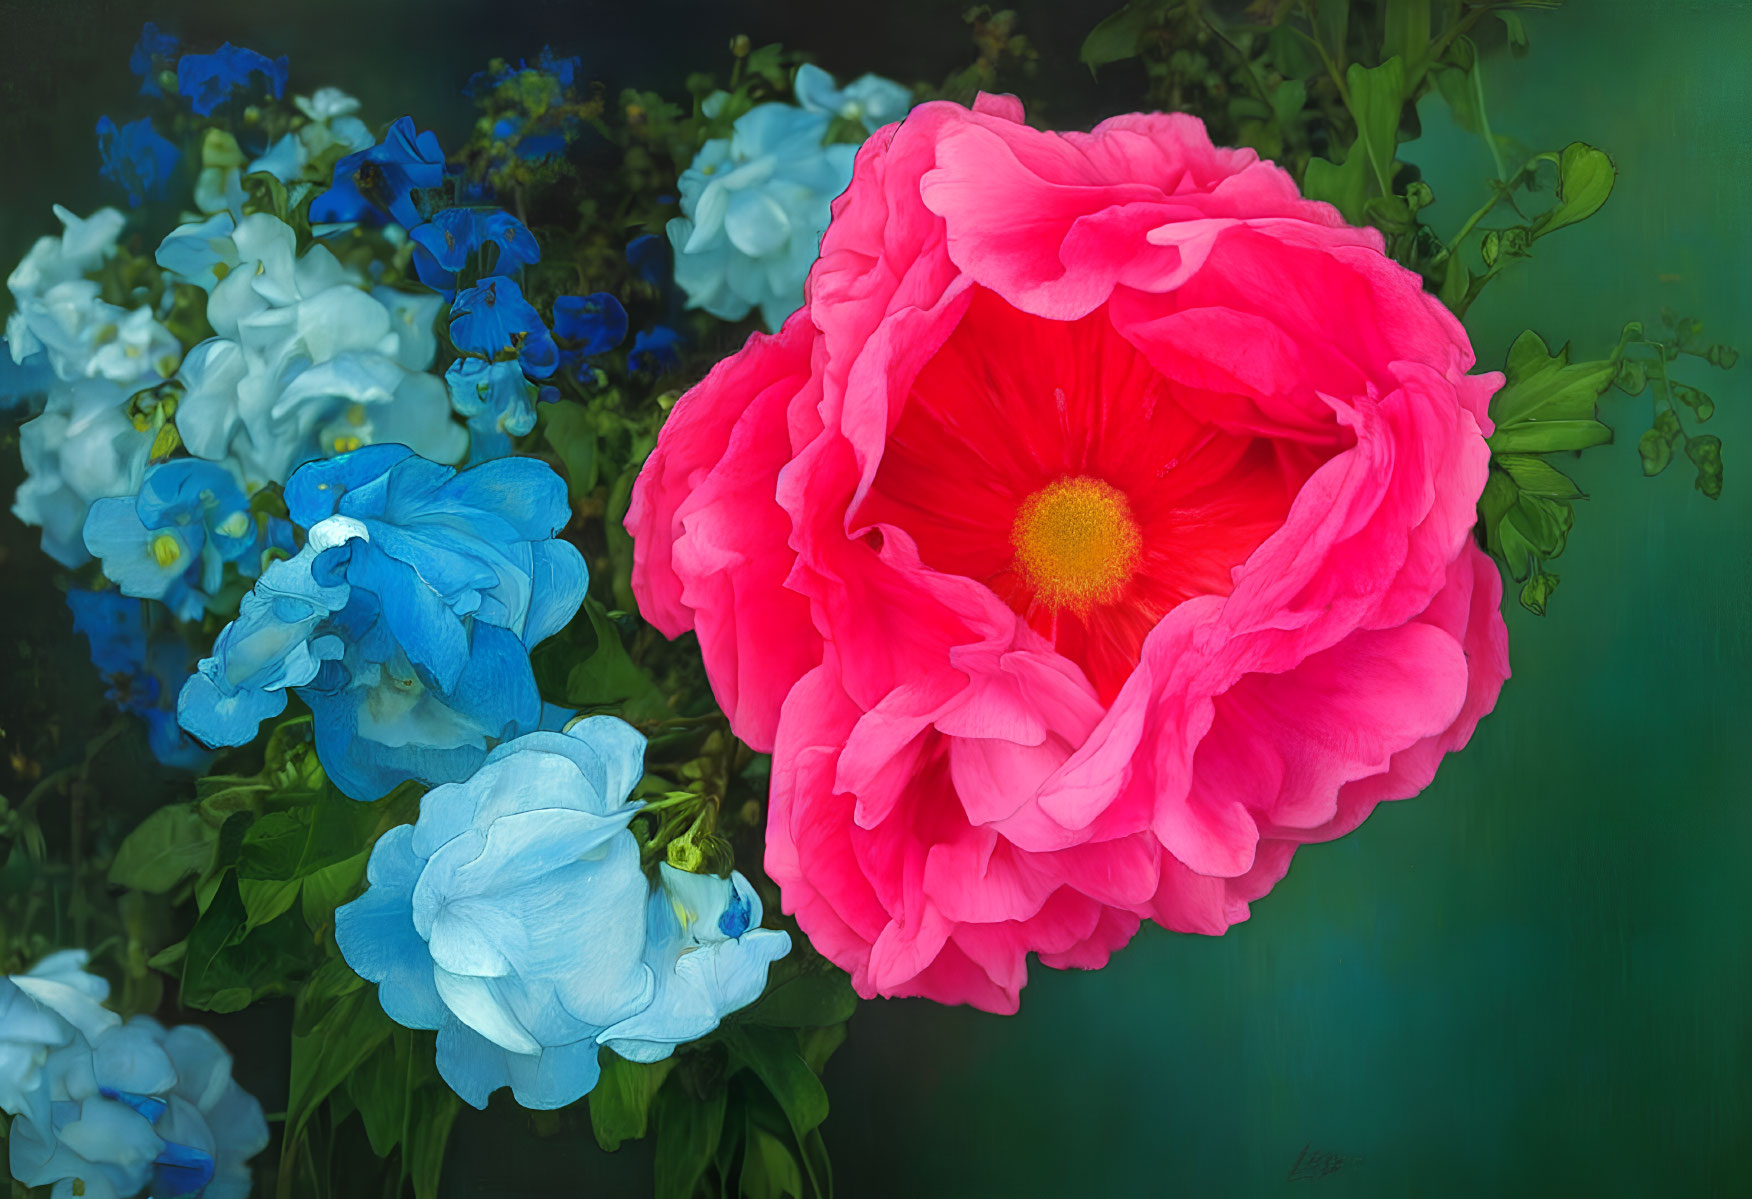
[250, 88, 373, 186]
[6, 206, 176, 386]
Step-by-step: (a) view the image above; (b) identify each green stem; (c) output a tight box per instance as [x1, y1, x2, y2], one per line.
[1472, 56, 1507, 183]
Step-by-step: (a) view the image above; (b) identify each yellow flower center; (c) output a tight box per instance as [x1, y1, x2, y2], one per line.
[1010, 476, 1140, 611]
[149, 532, 183, 569]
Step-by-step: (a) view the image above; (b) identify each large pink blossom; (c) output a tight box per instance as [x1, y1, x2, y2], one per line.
[626, 94, 1510, 1013]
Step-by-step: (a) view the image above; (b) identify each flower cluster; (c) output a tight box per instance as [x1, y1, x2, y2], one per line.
[158, 208, 462, 487]
[177, 444, 587, 800]
[8, 205, 176, 566]
[0, 952, 267, 1199]
[335, 718, 790, 1109]
[667, 64, 910, 332]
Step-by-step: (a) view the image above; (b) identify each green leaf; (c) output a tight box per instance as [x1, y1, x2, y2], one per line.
[1488, 420, 1612, 454]
[1519, 568, 1559, 615]
[1638, 427, 1674, 476]
[1532, 143, 1614, 238]
[722, 1026, 829, 1141]
[109, 804, 217, 893]
[1344, 56, 1407, 195]
[1078, 2, 1171, 73]
[299, 850, 370, 932]
[741, 1122, 805, 1199]
[237, 877, 301, 932]
[1268, 79, 1307, 130]
[350, 1033, 416, 1158]
[738, 963, 858, 1029]
[1671, 383, 1714, 421]
[178, 871, 311, 1011]
[547, 597, 671, 720]
[406, 1080, 462, 1199]
[1495, 455, 1584, 501]
[1488, 329, 1617, 447]
[293, 954, 367, 1036]
[590, 1050, 677, 1151]
[287, 983, 395, 1139]
[1438, 255, 1470, 312]
[542, 401, 601, 501]
[1433, 37, 1481, 133]
[1301, 139, 1368, 225]
[653, 1076, 727, 1199]
[1615, 358, 1648, 395]
[1500, 11, 1530, 57]
[1685, 434, 1723, 498]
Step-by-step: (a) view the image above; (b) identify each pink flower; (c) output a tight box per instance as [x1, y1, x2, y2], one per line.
[627, 95, 1510, 1013]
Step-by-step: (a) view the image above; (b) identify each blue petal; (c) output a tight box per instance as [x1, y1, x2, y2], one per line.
[284, 444, 413, 526]
[522, 540, 586, 649]
[551, 293, 627, 356]
[335, 824, 448, 1028]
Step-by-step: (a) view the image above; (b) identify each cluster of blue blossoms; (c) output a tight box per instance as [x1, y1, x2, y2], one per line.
[0, 25, 917, 1188]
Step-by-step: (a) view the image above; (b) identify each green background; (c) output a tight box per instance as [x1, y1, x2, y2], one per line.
[1, 2, 1747, 1195]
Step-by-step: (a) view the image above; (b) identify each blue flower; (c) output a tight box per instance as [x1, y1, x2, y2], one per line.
[96, 116, 181, 208]
[335, 718, 789, 1111]
[6, 1011, 268, 1199]
[600, 864, 791, 1064]
[444, 357, 555, 461]
[792, 63, 913, 133]
[625, 234, 667, 287]
[82, 460, 259, 622]
[0, 951, 117, 1130]
[630, 326, 683, 375]
[409, 208, 540, 298]
[177, 446, 587, 801]
[552, 292, 628, 372]
[130, 23, 180, 97]
[449, 277, 558, 378]
[69, 588, 215, 771]
[316, 117, 445, 230]
[666, 103, 856, 330]
[175, 43, 289, 117]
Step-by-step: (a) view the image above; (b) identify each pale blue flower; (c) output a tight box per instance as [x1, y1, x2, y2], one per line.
[177, 445, 587, 801]
[666, 103, 856, 330]
[336, 719, 790, 1111]
[7, 1014, 268, 1199]
[792, 63, 912, 133]
[12, 377, 152, 567]
[600, 864, 791, 1063]
[0, 952, 118, 1131]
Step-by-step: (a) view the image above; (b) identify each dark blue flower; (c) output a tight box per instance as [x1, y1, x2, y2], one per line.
[68, 589, 213, 771]
[130, 23, 179, 97]
[317, 116, 445, 229]
[96, 116, 180, 208]
[630, 326, 683, 375]
[449, 277, 558, 377]
[553, 293, 628, 358]
[409, 208, 539, 297]
[175, 43, 288, 117]
[537, 47, 582, 89]
[464, 46, 581, 98]
[626, 234, 667, 287]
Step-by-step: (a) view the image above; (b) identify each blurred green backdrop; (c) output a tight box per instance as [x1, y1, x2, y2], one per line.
[0, 1, 1746, 1196]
